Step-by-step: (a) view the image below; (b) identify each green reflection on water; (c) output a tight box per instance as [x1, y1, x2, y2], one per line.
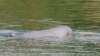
[0, 0, 100, 32]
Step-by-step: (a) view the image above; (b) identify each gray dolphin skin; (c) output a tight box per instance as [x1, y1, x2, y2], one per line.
[20, 25, 72, 39]
[0, 25, 72, 41]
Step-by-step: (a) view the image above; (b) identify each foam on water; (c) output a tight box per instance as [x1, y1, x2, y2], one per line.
[74, 31, 100, 43]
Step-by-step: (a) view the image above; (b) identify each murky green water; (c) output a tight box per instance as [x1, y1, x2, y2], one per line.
[0, 0, 100, 56]
[0, 0, 100, 31]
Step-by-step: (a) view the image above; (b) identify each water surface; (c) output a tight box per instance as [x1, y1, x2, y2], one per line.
[0, 30, 99, 56]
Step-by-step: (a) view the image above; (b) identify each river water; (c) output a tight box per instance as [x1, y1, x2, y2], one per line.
[0, 0, 100, 56]
[0, 30, 99, 56]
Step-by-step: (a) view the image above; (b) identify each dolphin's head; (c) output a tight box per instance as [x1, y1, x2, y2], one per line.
[52, 25, 73, 38]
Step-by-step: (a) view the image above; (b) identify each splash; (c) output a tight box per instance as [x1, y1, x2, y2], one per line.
[74, 31, 100, 43]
